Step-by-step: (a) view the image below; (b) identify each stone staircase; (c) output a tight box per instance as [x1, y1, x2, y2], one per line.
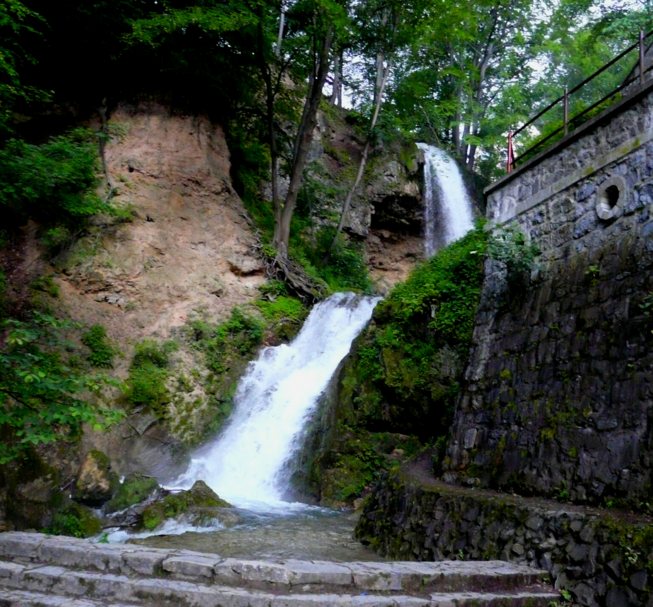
[0, 533, 558, 606]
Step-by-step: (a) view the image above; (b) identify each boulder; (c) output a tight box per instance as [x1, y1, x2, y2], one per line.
[73, 450, 119, 507]
[140, 480, 232, 531]
[104, 473, 160, 514]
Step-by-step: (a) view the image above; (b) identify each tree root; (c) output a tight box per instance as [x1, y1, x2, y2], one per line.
[240, 213, 327, 304]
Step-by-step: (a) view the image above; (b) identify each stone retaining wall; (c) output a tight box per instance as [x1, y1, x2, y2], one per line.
[442, 77, 653, 510]
[355, 472, 653, 607]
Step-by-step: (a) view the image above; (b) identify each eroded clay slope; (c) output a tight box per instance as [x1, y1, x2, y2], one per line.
[59, 102, 264, 345]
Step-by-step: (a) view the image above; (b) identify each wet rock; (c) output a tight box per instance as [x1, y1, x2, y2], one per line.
[12, 477, 60, 530]
[104, 473, 160, 514]
[630, 571, 647, 592]
[73, 450, 119, 508]
[606, 587, 630, 607]
[185, 506, 240, 528]
[140, 481, 232, 531]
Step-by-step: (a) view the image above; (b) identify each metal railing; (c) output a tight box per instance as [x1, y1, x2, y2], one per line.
[507, 28, 653, 173]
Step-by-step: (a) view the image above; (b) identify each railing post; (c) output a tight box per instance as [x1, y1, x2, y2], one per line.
[640, 29, 646, 85]
[563, 87, 569, 136]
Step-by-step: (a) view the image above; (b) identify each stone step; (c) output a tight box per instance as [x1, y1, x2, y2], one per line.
[0, 561, 559, 607]
[0, 588, 139, 606]
[0, 533, 548, 595]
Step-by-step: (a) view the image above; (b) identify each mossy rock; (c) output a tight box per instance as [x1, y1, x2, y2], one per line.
[47, 502, 102, 538]
[140, 481, 231, 531]
[73, 450, 120, 508]
[104, 473, 160, 514]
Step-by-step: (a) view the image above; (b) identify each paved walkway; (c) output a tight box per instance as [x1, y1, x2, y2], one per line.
[0, 532, 558, 606]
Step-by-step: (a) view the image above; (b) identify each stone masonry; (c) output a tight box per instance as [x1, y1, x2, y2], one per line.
[443, 75, 653, 512]
[0, 532, 557, 606]
[356, 468, 653, 607]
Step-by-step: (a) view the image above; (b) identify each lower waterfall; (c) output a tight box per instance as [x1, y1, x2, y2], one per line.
[176, 292, 380, 508]
[417, 143, 474, 256]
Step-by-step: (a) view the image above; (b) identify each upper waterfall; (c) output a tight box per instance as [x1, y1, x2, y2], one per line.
[176, 292, 380, 508]
[417, 143, 474, 256]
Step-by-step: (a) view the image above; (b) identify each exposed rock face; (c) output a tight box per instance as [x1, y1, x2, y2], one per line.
[262, 108, 426, 289]
[57, 102, 265, 343]
[73, 450, 119, 507]
[23, 102, 270, 479]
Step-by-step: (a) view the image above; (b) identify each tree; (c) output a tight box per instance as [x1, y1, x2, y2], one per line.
[0, 314, 121, 463]
[273, 0, 348, 254]
[0, 0, 47, 138]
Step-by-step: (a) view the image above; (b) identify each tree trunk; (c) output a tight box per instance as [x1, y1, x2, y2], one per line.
[98, 98, 113, 193]
[257, 17, 282, 244]
[276, 26, 334, 253]
[330, 53, 340, 106]
[325, 54, 394, 259]
[461, 123, 471, 164]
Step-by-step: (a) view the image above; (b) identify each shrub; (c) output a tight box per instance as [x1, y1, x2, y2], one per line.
[0, 128, 106, 226]
[255, 296, 307, 323]
[46, 503, 101, 538]
[124, 340, 177, 414]
[0, 313, 122, 463]
[488, 226, 539, 284]
[81, 325, 116, 368]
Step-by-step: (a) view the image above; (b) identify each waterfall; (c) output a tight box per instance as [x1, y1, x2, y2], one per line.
[176, 292, 380, 508]
[417, 143, 474, 257]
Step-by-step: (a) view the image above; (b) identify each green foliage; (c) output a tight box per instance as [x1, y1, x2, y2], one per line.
[45, 502, 101, 538]
[488, 226, 539, 283]
[379, 225, 488, 351]
[123, 339, 177, 415]
[349, 227, 487, 437]
[0, 0, 48, 137]
[29, 275, 59, 298]
[0, 270, 9, 319]
[81, 325, 116, 369]
[0, 129, 105, 226]
[255, 296, 307, 323]
[290, 226, 372, 293]
[189, 308, 265, 375]
[181, 308, 266, 439]
[313, 227, 488, 505]
[0, 313, 122, 463]
[258, 280, 289, 298]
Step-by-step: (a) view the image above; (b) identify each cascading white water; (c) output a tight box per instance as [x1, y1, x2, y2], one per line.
[176, 292, 380, 508]
[417, 143, 474, 257]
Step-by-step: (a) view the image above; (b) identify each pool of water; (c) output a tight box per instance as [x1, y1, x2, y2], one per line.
[117, 504, 384, 562]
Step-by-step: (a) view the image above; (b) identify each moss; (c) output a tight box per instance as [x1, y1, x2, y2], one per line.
[255, 296, 307, 324]
[104, 473, 160, 514]
[139, 480, 230, 531]
[46, 502, 102, 538]
[29, 275, 60, 298]
[124, 339, 178, 416]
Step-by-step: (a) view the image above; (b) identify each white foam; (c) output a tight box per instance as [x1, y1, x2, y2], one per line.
[175, 292, 380, 509]
[417, 143, 474, 256]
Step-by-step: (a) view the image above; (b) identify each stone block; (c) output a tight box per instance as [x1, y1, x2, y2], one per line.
[120, 550, 166, 576]
[162, 554, 220, 579]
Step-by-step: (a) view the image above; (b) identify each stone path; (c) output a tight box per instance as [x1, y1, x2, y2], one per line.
[0, 532, 558, 606]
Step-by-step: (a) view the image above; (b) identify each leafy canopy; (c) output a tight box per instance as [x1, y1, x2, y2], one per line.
[0, 313, 122, 464]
